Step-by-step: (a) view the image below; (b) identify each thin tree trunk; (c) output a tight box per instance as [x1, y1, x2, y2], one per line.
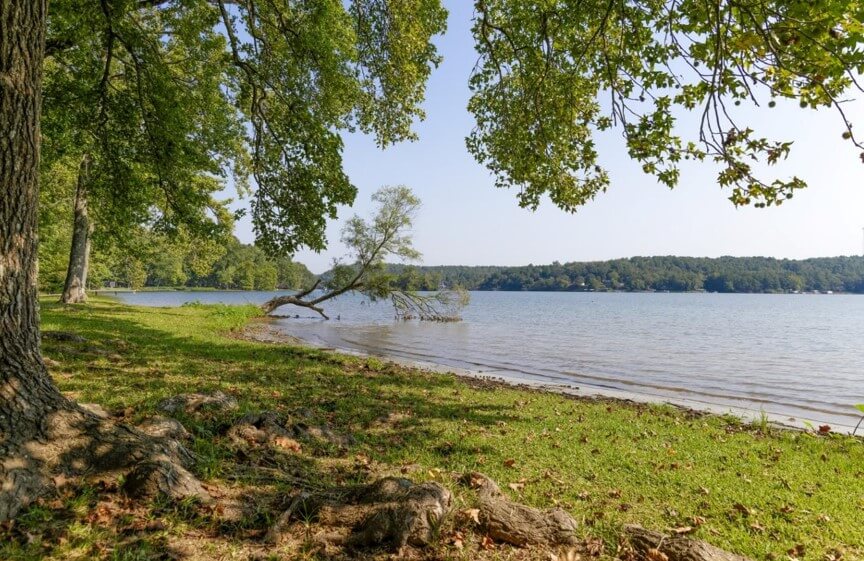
[60, 154, 93, 304]
[0, 0, 205, 521]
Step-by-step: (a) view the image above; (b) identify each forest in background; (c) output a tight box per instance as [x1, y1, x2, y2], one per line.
[387, 256, 864, 294]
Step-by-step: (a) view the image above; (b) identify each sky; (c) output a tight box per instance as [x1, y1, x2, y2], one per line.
[230, 1, 864, 274]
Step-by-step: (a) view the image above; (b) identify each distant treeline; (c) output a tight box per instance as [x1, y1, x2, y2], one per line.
[386, 256, 864, 293]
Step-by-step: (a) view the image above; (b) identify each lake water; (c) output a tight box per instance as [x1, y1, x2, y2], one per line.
[115, 290, 864, 431]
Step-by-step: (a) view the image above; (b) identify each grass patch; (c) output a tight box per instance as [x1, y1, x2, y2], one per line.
[2, 297, 861, 560]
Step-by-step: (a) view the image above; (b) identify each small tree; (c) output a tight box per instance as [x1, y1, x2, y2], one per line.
[262, 186, 468, 321]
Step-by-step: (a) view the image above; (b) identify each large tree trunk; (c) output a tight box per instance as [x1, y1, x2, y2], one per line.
[0, 0, 62, 520]
[0, 0, 205, 522]
[60, 154, 93, 304]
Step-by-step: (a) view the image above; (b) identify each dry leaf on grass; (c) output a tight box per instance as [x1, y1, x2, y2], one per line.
[459, 508, 481, 525]
[273, 436, 302, 452]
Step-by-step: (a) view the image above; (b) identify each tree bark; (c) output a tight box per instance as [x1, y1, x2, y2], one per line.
[0, 0, 205, 521]
[60, 154, 93, 304]
[0, 0, 63, 521]
[262, 279, 330, 317]
[624, 525, 753, 561]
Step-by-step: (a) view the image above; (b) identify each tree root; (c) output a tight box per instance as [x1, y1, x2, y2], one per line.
[226, 411, 353, 450]
[157, 391, 238, 415]
[266, 477, 451, 551]
[0, 402, 208, 520]
[625, 525, 753, 561]
[461, 472, 578, 547]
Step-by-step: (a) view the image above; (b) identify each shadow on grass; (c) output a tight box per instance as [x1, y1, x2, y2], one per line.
[7, 300, 511, 559]
[40, 300, 515, 443]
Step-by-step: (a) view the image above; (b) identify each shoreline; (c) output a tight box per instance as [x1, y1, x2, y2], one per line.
[242, 319, 859, 435]
[29, 298, 864, 560]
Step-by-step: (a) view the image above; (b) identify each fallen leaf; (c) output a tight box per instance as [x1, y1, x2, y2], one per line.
[508, 482, 525, 492]
[460, 508, 481, 525]
[646, 548, 668, 561]
[672, 526, 694, 534]
[449, 531, 464, 550]
[818, 425, 831, 434]
[503, 458, 516, 468]
[480, 535, 495, 550]
[468, 474, 489, 489]
[552, 548, 581, 561]
[584, 536, 604, 556]
[273, 436, 302, 453]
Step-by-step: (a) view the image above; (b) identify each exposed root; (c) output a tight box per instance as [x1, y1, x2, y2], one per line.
[266, 477, 451, 552]
[136, 416, 192, 441]
[227, 411, 300, 449]
[625, 525, 753, 561]
[0, 402, 208, 520]
[226, 410, 353, 451]
[41, 330, 87, 343]
[123, 459, 208, 501]
[462, 472, 578, 547]
[157, 391, 238, 415]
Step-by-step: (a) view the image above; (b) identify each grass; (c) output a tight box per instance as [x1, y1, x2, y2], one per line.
[2, 297, 862, 560]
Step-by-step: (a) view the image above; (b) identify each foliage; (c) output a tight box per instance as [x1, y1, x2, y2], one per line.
[387, 255, 864, 293]
[211, 0, 445, 254]
[42, 0, 446, 258]
[10, 298, 862, 560]
[200, 238, 314, 291]
[264, 186, 468, 320]
[37, 223, 315, 293]
[326, 185, 423, 298]
[43, 1, 240, 241]
[468, 0, 864, 211]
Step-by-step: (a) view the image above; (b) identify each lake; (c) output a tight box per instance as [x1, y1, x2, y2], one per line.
[115, 290, 864, 431]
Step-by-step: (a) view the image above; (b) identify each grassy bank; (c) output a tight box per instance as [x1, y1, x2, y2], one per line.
[4, 298, 862, 560]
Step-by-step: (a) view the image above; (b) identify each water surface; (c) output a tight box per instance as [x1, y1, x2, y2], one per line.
[116, 290, 864, 430]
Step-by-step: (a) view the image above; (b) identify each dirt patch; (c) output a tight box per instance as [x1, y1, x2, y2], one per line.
[234, 321, 309, 346]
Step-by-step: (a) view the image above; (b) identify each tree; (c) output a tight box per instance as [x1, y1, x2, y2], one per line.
[262, 186, 468, 321]
[1, 0, 204, 522]
[43, 2, 242, 303]
[468, 0, 864, 211]
[1, 0, 446, 521]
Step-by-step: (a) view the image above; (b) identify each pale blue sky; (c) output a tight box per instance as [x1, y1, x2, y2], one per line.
[231, 1, 864, 274]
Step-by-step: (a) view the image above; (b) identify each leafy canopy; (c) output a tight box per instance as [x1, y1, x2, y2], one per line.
[44, 0, 241, 241]
[215, 0, 447, 254]
[44, 0, 447, 256]
[468, 0, 864, 210]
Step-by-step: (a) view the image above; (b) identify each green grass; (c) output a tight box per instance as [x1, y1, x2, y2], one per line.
[3, 297, 862, 560]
